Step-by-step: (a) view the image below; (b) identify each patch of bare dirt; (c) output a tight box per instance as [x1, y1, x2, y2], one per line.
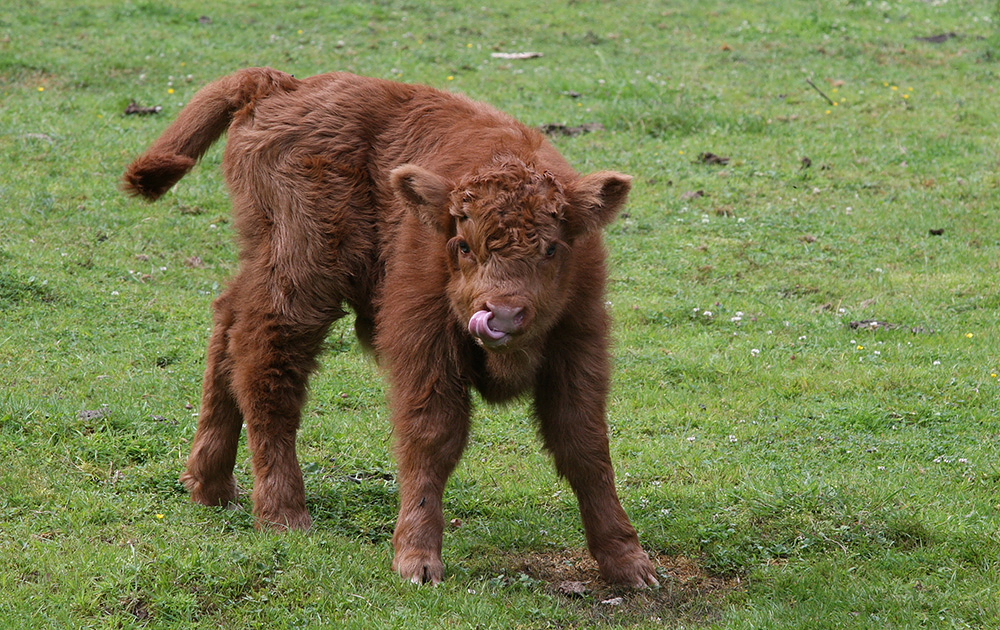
[914, 32, 958, 44]
[496, 550, 742, 626]
[539, 122, 606, 137]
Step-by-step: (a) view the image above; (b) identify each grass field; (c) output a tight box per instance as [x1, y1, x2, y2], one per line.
[2, 0, 999, 628]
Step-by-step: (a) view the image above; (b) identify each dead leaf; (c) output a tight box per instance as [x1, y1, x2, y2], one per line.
[491, 52, 543, 59]
[699, 152, 730, 165]
[79, 408, 110, 421]
[557, 580, 590, 597]
[124, 101, 163, 116]
[681, 190, 706, 200]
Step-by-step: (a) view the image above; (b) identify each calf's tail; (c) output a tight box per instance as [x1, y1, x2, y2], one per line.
[123, 67, 300, 200]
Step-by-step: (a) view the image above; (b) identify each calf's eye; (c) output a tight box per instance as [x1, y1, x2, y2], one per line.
[545, 243, 558, 257]
[459, 240, 471, 254]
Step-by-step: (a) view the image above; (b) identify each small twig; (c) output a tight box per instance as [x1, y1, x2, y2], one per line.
[805, 78, 834, 106]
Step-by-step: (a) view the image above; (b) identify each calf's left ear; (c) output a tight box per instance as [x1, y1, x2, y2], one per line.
[391, 164, 453, 233]
[566, 171, 632, 237]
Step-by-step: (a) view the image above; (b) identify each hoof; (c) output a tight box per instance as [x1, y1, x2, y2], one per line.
[254, 510, 313, 531]
[598, 549, 660, 588]
[181, 472, 239, 507]
[393, 549, 445, 585]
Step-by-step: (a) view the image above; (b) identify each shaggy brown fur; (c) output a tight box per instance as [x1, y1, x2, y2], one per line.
[123, 67, 657, 587]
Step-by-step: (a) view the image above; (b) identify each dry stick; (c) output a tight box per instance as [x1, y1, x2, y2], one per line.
[805, 78, 835, 106]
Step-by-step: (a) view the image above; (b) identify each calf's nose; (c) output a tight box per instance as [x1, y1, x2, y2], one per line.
[485, 301, 525, 333]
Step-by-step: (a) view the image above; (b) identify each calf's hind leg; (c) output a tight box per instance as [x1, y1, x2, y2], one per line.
[185, 272, 340, 530]
[181, 290, 243, 507]
[229, 301, 337, 530]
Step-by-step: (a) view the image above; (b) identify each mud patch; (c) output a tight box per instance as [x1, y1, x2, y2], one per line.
[914, 32, 958, 44]
[539, 122, 606, 137]
[495, 550, 742, 626]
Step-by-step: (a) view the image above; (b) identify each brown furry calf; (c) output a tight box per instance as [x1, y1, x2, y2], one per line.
[124, 67, 657, 587]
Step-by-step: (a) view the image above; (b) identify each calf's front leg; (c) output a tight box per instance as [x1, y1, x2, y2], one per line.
[390, 384, 471, 585]
[535, 347, 658, 587]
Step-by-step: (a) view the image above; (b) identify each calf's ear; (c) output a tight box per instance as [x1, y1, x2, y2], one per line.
[566, 171, 632, 237]
[391, 164, 452, 233]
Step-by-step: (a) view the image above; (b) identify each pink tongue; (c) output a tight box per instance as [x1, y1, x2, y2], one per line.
[469, 310, 507, 340]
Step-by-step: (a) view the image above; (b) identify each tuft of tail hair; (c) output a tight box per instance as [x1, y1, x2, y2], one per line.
[123, 67, 300, 201]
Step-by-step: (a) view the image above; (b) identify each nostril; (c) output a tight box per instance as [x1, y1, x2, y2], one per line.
[486, 302, 524, 318]
[485, 301, 526, 333]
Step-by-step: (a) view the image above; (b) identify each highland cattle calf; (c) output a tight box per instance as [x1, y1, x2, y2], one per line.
[124, 68, 657, 587]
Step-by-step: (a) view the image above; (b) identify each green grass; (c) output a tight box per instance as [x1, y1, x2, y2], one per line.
[2, 0, 1000, 628]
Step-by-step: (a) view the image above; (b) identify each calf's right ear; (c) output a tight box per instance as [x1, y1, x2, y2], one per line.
[390, 164, 452, 233]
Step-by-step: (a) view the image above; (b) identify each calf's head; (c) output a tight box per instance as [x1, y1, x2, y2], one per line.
[391, 157, 630, 350]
